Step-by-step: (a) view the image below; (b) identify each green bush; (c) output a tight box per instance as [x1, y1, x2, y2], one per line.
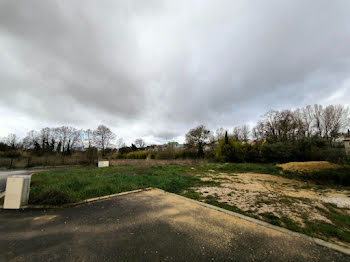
[174, 150, 198, 159]
[261, 142, 297, 163]
[216, 138, 244, 162]
[124, 151, 148, 159]
[155, 150, 176, 159]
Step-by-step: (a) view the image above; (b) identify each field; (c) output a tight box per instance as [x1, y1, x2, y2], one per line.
[19, 161, 350, 247]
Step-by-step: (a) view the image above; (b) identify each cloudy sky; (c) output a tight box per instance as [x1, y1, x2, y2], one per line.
[1, 1, 350, 145]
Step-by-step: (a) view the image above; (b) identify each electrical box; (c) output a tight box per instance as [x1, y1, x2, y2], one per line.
[98, 161, 109, 167]
[3, 176, 31, 209]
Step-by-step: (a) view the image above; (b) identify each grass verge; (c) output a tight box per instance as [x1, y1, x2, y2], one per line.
[29, 165, 217, 205]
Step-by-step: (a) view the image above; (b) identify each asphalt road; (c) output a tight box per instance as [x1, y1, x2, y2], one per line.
[0, 189, 348, 261]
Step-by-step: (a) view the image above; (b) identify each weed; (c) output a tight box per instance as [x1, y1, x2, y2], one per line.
[205, 195, 216, 200]
[259, 212, 282, 226]
[181, 190, 201, 200]
[280, 216, 301, 232]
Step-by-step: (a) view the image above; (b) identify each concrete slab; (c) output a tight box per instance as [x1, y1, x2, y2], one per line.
[0, 189, 349, 261]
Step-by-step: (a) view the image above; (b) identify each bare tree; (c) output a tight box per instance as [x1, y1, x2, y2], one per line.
[93, 125, 116, 155]
[301, 105, 314, 137]
[53, 126, 79, 153]
[322, 105, 350, 140]
[253, 104, 350, 142]
[185, 125, 211, 156]
[85, 129, 94, 149]
[313, 104, 324, 137]
[215, 127, 226, 141]
[134, 138, 146, 148]
[232, 126, 241, 141]
[22, 130, 41, 150]
[232, 125, 250, 142]
[252, 121, 265, 141]
[5, 133, 19, 149]
[241, 124, 250, 142]
[66, 127, 80, 152]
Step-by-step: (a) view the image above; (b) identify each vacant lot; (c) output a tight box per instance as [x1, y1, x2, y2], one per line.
[12, 162, 350, 247]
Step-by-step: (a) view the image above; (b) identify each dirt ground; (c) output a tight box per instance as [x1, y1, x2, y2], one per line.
[193, 171, 350, 246]
[277, 161, 341, 172]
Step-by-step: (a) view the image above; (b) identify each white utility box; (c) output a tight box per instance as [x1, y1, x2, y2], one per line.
[3, 175, 31, 209]
[98, 161, 109, 168]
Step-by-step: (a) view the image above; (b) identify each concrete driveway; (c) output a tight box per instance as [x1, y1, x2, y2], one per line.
[0, 189, 349, 261]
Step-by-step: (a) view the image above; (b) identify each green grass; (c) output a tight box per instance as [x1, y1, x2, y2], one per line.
[307, 203, 350, 242]
[29, 165, 218, 205]
[28, 162, 350, 206]
[29, 163, 283, 205]
[282, 166, 350, 187]
[26, 162, 350, 245]
[259, 212, 282, 226]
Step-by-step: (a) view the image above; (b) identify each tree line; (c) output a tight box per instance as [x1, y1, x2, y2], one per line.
[0, 104, 349, 167]
[2, 125, 115, 155]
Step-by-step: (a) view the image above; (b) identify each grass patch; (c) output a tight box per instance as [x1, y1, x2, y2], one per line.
[29, 162, 279, 206]
[203, 197, 258, 218]
[29, 165, 214, 205]
[181, 190, 201, 201]
[197, 163, 282, 175]
[280, 216, 301, 232]
[282, 166, 350, 187]
[259, 212, 282, 226]
[303, 221, 350, 243]
[309, 203, 350, 242]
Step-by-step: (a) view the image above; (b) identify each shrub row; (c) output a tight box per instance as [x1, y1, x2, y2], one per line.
[216, 138, 348, 164]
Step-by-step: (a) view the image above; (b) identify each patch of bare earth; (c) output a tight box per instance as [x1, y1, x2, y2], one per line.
[194, 172, 350, 227]
[276, 161, 340, 172]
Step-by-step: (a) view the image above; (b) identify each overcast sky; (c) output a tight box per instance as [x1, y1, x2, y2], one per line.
[1, 1, 350, 145]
